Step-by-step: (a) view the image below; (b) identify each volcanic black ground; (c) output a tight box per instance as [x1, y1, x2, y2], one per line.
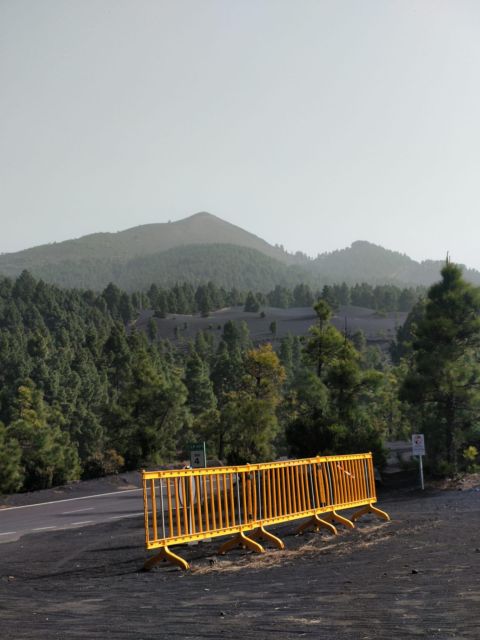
[135, 305, 407, 349]
[1, 476, 479, 639]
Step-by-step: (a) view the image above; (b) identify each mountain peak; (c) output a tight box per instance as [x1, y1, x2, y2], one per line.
[1, 213, 479, 291]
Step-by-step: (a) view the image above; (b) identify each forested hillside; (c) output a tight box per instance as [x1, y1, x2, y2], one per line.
[312, 241, 480, 286]
[0, 270, 410, 494]
[22, 244, 313, 291]
[1, 263, 478, 495]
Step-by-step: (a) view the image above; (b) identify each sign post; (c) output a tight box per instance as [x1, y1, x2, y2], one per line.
[188, 442, 208, 542]
[189, 442, 207, 469]
[411, 433, 426, 490]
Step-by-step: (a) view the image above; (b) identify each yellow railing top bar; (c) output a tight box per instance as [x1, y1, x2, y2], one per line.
[142, 452, 372, 480]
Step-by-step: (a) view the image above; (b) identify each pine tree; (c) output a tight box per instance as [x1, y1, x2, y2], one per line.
[244, 291, 260, 312]
[184, 350, 217, 416]
[0, 422, 24, 493]
[7, 382, 81, 490]
[401, 262, 480, 471]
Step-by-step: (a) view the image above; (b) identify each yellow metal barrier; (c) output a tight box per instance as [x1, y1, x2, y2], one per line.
[142, 453, 390, 571]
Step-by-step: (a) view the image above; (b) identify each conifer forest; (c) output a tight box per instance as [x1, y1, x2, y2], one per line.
[1, 264, 479, 494]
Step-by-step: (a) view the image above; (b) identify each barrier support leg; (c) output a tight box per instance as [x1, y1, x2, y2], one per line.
[351, 503, 390, 522]
[323, 510, 355, 529]
[143, 546, 190, 571]
[296, 515, 337, 536]
[250, 526, 285, 550]
[218, 531, 265, 556]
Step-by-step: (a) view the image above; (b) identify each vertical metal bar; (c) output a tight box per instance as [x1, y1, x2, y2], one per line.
[142, 476, 149, 546]
[257, 470, 262, 521]
[367, 456, 376, 499]
[290, 466, 297, 514]
[272, 467, 278, 518]
[236, 473, 242, 525]
[229, 473, 236, 526]
[150, 479, 158, 542]
[216, 474, 223, 529]
[335, 460, 345, 505]
[284, 464, 291, 516]
[174, 477, 181, 536]
[166, 479, 173, 539]
[316, 463, 325, 507]
[336, 461, 346, 505]
[325, 461, 335, 507]
[181, 476, 188, 535]
[223, 474, 229, 528]
[312, 463, 321, 509]
[203, 475, 210, 531]
[308, 464, 316, 510]
[302, 463, 311, 510]
[343, 459, 352, 503]
[246, 472, 252, 522]
[281, 466, 287, 516]
[277, 467, 283, 516]
[252, 471, 258, 521]
[159, 478, 166, 540]
[353, 459, 362, 502]
[294, 464, 302, 513]
[189, 475, 196, 534]
[267, 469, 272, 519]
[209, 475, 217, 530]
[358, 460, 367, 501]
[242, 471, 248, 523]
[195, 475, 203, 532]
[349, 459, 358, 503]
[262, 469, 267, 521]
[299, 464, 307, 512]
[364, 458, 371, 498]
[348, 459, 355, 502]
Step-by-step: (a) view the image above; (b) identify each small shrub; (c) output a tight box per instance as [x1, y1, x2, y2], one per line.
[463, 445, 479, 473]
[83, 449, 125, 479]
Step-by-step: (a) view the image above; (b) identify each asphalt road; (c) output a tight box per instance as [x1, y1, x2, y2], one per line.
[0, 488, 144, 544]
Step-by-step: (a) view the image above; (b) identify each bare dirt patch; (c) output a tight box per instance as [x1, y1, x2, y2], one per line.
[1, 481, 479, 639]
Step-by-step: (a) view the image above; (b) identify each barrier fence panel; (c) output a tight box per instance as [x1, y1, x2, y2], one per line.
[142, 453, 390, 571]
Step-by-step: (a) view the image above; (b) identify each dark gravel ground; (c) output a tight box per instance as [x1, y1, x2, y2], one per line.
[1, 478, 479, 639]
[135, 305, 406, 349]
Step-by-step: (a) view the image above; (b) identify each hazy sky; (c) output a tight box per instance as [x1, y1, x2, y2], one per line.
[1, 1, 480, 267]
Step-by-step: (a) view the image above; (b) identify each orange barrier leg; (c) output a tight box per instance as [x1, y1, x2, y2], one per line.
[296, 515, 338, 536]
[143, 546, 190, 572]
[250, 526, 285, 550]
[218, 531, 265, 555]
[323, 510, 355, 529]
[351, 504, 390, 522]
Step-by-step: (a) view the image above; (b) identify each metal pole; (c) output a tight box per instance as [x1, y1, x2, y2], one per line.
[419, 455, 424, 490]
[308, 465, 316, 510]
[236, 473, 242, 524]
[159, 478, 166, 539]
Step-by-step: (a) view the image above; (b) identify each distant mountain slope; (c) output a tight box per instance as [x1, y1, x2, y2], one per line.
[313, 241, 480, 287]
[20, 244, 314, 292]
[0, 212, 296, 278]
[1, 213, 479, 290]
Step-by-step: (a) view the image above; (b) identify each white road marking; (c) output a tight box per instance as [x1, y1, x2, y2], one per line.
[33, 526, 56, 531]
[70, 520, 94, 525]
[62, 507, 95, 515]
[0, 531, 16, 536]
[108, 512, 144, 520]
[0, 488, 142, 512]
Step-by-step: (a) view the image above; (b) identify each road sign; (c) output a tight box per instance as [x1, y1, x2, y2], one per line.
[190, 442, 206, 469]
[412, 433, 425, 490]
[412, 433, 425, 456]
